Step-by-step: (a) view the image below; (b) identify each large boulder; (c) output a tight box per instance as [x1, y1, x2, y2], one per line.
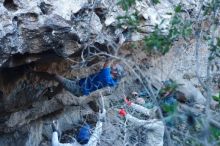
[175, 79, 206, 105]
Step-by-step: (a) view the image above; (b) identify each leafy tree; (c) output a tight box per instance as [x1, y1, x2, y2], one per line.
[117, 0, 136, 11]
[117, 1, 192, 55]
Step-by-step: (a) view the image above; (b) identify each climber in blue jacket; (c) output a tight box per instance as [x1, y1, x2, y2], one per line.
[35, 61, 125, 96]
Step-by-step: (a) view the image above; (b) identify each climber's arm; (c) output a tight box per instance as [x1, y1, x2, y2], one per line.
[86, 121, 103, 146]
[54, 75, 81, 96]
[125, 98, 153, 116]
[130, 103, 152, 116]
[125, 114, 164, 131]
[86, 104, 106, 146]
[51, 120, 81, 146]
[87, 109, 106, 145]
[121, 109, 159, 129]
[125, 113, 148, 126]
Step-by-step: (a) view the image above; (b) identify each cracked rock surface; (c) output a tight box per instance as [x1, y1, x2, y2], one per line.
[0, 0, 217, 146]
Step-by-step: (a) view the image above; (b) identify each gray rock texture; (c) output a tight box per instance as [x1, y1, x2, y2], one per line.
[0, 0, 219, 146]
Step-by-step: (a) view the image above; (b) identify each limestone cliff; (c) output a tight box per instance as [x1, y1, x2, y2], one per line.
[0, 0, 219, 146]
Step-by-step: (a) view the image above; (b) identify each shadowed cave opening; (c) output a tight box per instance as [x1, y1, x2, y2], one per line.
[3, 0, 18, 11]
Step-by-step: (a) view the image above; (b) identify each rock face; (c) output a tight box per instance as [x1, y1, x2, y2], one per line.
[0, 0, 117, 145]
[0, 0, 201, 67]
[2, 0, 198, 67]
[0, 0, 114, 68]
[0, 0, 216, 146]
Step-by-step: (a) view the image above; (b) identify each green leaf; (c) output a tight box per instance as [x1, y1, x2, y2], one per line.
[217, 38, 220, 46]
[212, 92, 220, 102]
[175, 5, 182, 13]
[171, 16, 181, 25]
[161, 103, 177, 114]
[210, 126, 220, 140]
[185, 28, 192, 36]
[117, 0, 136, 11]
[151, 0, 160, 4]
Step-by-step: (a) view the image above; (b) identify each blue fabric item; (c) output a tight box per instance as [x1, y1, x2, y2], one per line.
[161, 96, 177, 116]
[76, 124, 91, 144]
[79, 67, 117, 95]
[164, 115, 174, 127]
[164, 96, 177, 105]
[139, 91, 148, 97]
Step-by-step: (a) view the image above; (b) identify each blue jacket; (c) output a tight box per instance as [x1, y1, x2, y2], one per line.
[79, 67, 117, 95]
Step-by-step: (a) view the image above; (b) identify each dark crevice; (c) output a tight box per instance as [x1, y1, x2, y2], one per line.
[0, 65, 27, 86]
[1, 50, 62, 68]
[12, 16, 18, 22]
[41, 108, 64, 120]
[0, 91, 3, 99]
[44, 84, 63, 99]
[20, 13, 39, 22]
[39, 2, 52, 15]
[3, 0, 18, 11]
[94, 8, 108, 22]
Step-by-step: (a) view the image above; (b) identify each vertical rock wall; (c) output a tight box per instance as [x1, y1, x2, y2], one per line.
[0, 0, 218, 145]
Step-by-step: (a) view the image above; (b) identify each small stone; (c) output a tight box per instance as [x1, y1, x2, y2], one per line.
[194, 104, 205, 112]
[132, 91, 138, 96]
[53, 0, 88, 20]
[90, 12, 102, 33]
[210, 99, 219, 110]
[105, 16, 115, 26]
[175, 79, 206, 105]
[135, 97, 145, 105]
